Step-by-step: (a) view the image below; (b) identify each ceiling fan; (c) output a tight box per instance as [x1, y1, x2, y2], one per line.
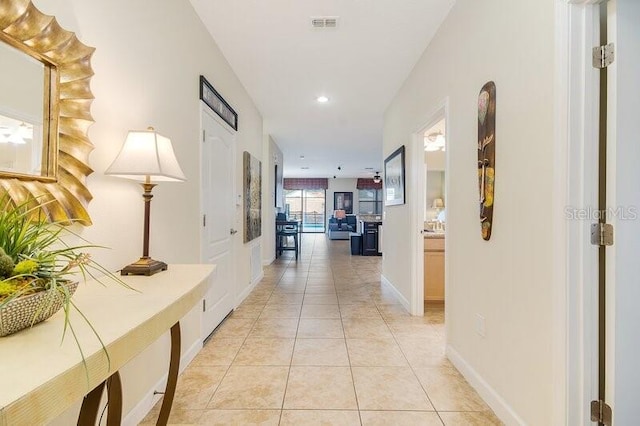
[424, 131, 446, 152]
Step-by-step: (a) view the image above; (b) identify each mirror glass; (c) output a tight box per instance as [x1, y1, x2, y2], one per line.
[0, 41, 48, 177]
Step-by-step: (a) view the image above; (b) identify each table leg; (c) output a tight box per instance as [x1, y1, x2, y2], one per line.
[77, 371, 122, 426]
[77, 381, 105, 425]
[156, 322, 181, 426]
[106, 372, 123, 426]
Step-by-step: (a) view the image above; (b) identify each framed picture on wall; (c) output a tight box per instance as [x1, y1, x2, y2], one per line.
[243, 151, 262, 242]
[384, 145, 405, 206]
[334, 192, 353, 214]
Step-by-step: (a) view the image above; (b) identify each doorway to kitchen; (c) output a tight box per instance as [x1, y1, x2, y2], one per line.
[410, 100, 449, 318]
[422, 117, 447, 318]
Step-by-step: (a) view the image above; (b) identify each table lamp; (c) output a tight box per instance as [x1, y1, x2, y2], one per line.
[334, 209, 346, 227]
[105, 127, 186, 276]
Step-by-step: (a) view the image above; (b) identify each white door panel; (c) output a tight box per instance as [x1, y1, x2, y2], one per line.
[201, 106, 235, 339]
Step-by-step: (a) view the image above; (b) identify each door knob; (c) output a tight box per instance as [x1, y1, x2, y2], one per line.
[230, 228, 238, 235]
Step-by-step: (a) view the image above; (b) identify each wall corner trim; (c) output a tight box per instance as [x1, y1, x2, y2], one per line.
[446, 344, 526, 426]
[380, 274, 410, 312]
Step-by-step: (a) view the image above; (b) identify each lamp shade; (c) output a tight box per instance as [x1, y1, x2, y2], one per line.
[105, 128, 186, 182]
[334, 209, 346, 220]
[432, 198, 444, 208]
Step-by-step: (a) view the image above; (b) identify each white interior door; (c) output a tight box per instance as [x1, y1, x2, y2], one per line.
[201, 105, 235, 339]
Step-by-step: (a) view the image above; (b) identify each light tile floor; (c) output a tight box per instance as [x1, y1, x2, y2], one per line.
[142, 234, 502, 425]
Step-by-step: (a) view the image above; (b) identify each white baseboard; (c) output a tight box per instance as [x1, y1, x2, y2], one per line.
[262, 256, 275, 266]
[180, 338, 203, 371]
[252, 271, 265, 287]
[446, 344, 525, 426]
[380, 274, 411, 312]
[123, 338, 203, 426]
[235, 270, 264, 307]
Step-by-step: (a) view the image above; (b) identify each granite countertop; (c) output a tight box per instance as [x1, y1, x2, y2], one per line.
[424, 231, 445, 239]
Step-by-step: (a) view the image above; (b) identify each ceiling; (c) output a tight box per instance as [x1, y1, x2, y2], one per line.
[189, 0, 455, 178]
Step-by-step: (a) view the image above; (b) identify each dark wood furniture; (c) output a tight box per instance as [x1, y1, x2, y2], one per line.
[276, 220, 300, 259]
[361, 221, 383, 256]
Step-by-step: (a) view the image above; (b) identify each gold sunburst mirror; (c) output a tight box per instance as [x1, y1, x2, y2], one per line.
[0, 0, 95, 225]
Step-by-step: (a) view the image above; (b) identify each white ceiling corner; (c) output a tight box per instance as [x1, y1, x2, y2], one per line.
[189, 0, 455, 178]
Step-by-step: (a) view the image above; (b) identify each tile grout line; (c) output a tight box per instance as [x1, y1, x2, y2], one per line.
[204, 253, 292, 412]
[332, 256, 365, 426]
[278, 231, 315, 425]
[378, 300, 445, 424]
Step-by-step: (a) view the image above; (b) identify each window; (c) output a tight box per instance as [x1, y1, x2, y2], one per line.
[358, 189, 383, 214]
[285, 189, 326, 233]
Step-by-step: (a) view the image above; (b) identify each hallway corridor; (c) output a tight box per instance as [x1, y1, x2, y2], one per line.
[142, 235, 501, 425]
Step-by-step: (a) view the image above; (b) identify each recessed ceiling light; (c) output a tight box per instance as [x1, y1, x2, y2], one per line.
[300, 155, 305, 160]
[301, 166, 310, 170]
[316, 96, 329, 103]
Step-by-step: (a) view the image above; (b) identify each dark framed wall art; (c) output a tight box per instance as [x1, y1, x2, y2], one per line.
[243, 151, 262, 242]
[384, 145, 406, 206]
[199, 75, 238, 131]
[334, 192, 353, 214]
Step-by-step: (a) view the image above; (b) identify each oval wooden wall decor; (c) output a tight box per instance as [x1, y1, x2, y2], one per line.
[478, 81, 496, 240]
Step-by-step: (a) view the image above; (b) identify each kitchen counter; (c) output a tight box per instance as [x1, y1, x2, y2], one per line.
[424, 231, 445, 239]
[424, 234, 444, 301]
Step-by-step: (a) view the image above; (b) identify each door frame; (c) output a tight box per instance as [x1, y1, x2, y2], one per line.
[554, 1, 602, 424]
[199, 100, 237, 303]
[410, 98, 450, 317]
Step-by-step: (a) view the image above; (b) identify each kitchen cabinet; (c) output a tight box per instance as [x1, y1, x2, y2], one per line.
[360, 221, 382, 256]
[424, 236, 445, 301]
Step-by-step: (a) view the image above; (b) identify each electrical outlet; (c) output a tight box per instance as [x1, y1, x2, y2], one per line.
[476, 314, 486, 338]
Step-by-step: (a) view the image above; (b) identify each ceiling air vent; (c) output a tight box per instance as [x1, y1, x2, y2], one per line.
[311, 16, 339, 29]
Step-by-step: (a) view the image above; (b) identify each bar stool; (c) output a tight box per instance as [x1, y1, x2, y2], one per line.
[276, 224, 299, 259]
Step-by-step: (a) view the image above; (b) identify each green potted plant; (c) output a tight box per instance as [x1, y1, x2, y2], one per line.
[0, 198, 129, 346]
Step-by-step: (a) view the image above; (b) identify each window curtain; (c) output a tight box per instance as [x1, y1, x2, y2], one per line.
[356, 178, 382, 190]
[283, 178, 329, 190]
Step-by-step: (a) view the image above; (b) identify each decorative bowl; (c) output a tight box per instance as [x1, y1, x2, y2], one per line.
[0, 281, 79, 337]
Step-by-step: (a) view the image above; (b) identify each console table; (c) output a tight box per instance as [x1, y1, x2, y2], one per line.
[0, 264, 214, 425]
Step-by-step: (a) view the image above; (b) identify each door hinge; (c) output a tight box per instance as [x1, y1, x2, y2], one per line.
[593, 43, 615, 69]
[591, 400, 612, 425]
[591, 223, 614, 246]
[202, 129, 206, 142]
[202, 299, 206, 312]
[203, 214, 206, 227]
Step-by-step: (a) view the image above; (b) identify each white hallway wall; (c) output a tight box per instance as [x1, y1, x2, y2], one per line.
[262, 135, 283, 264]
[32, 0, 264, 422]
[383, 0, 554, 424]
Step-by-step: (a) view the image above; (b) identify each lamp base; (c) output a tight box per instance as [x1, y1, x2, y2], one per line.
[120, 257, 168, 276]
